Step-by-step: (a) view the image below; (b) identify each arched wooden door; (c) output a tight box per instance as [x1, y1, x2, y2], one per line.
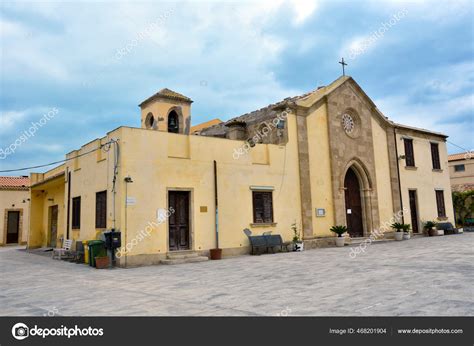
[344, 168, 364, 237]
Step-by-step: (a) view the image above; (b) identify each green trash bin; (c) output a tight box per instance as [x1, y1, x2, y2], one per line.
[88, 240, 106, 267]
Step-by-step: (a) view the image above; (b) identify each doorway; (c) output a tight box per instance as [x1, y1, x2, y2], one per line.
[344, 167, 364, 237]
[409, 190, 419, 233]
[6, 211, 20, 244]
[48, 205, 58, 247]
[168, 191, 190, 251]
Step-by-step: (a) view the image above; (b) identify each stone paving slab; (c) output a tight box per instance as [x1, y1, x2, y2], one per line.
[0, 234, 473, 316]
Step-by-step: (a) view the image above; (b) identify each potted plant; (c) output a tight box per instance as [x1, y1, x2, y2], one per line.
[402, 224, 411, 240]
[423, 221, 437, 237]
[291, 222, 304, 251]
[391, 222, 404, 241]
[330, 225, 347, 247]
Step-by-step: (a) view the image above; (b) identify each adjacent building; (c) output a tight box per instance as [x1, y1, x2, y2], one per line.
[448, 152, 474, 192]
[27, 76, 455, 266]
[0, 176, 30, 246]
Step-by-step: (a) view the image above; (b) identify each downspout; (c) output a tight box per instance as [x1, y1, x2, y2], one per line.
[214, 160, 219, 249]
[66, 169, 71, 240]
[393, 127, 405, 223]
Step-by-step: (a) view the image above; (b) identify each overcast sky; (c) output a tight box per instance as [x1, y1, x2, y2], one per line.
[1, 0, 473, 175]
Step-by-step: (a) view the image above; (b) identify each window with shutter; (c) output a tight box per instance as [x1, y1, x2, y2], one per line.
[72, 196, 81, 229]
[95, 191, 107, 228]
[435, 190, 446, 217]
[431, 143, 441, 169]
[252, 191, 273, 224]
[404, 138, 415, 167]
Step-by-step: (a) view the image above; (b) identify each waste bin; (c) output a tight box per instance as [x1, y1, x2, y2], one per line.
[88, 240, 106, 267]
[83, 241, 90, 264]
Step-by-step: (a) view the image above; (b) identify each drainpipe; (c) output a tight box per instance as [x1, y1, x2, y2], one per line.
[66, 169, 71, 240]
[214, 160, 219, 249]
[393, 127, 405, 223]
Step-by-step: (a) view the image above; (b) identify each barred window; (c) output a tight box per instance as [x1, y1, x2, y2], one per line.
[252, 191, 273, 224]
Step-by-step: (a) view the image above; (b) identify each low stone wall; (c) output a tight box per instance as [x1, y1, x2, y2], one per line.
[303, 237, 337, 249]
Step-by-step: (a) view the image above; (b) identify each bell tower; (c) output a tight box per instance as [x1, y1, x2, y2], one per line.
[139, 88, 193, 134]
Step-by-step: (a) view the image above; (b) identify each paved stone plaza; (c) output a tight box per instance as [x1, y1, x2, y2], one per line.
[0, 233, 473, 316]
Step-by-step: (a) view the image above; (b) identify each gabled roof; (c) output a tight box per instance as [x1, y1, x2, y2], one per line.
[0, 176, 30, 190]
[139, 88, 193, 107]
[198, 75, 448, 138]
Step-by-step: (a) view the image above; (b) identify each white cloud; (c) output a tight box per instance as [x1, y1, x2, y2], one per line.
[289, 0, 319, 26]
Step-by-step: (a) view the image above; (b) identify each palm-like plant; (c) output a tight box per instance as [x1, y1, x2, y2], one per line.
[330, 225, 347, 237]
[391, 222, 404, 232]
[402, 224, 411, 233]
[423, 220, 437, 230]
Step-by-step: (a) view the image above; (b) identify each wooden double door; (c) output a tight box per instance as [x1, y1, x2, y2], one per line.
[344, 168, 364, 238]
[168, 191, 190, 251]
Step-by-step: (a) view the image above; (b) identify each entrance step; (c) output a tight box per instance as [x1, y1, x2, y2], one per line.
[160, 251, 208, 265]
[346, 236, 394, 246]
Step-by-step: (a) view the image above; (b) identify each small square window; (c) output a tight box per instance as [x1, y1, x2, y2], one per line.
[454, 164, 465, 172]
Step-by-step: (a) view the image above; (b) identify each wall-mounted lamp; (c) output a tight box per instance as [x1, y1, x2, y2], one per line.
[124, 176, 133, 183]
[398, 155, 406, 160]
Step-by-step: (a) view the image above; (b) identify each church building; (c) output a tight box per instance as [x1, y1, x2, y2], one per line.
[28, 76, 455, 266]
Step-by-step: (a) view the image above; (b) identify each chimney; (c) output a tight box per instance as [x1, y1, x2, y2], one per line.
[225, 121, 247, 140]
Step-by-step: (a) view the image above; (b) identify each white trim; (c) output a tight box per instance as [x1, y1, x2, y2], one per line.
[249, 186, 274, 191]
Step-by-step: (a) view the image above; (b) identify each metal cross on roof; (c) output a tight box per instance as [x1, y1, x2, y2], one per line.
[339, 57, 347, 76]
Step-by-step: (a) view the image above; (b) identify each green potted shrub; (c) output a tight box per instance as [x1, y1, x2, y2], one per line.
[291, 222, 303, 251]
[330, 225, 347, 247]
[423, 221, 437, 237]
[391, 222, 404, 241]
[402, 223, 411, 240]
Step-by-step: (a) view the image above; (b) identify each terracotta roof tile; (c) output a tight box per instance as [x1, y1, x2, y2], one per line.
[139, 88, 193, 107]
[0, 176, 30, 190]
[448, 152, 471, 161]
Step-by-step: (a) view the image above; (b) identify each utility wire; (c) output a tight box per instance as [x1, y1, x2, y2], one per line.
[447, 140, 471, 153]
[0, 139, 117, 173]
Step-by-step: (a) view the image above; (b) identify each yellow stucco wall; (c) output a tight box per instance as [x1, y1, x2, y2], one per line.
[0, 189, 30, 245]
[117, 113, 302, 259]
[66, 137, 115, 245]
[29, 177, 65, 248]
[371, 118, 395, 227]
[306, 102, 336, 236]
[397, 132, 455, 229]
[449, 158, 474, 186]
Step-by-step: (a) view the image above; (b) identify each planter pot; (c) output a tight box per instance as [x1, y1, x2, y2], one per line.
[458, 228, 464, 234]
[335, 237, 345, 247]
[209, 248, 222, 260]
[403, 232, 411, 240]
[294, 242, 304, 252]
[394, 232, 404, 241]
[95, 256, 109, 269]
[428, 228, 438, 237]
[437, 230, 444, 236]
